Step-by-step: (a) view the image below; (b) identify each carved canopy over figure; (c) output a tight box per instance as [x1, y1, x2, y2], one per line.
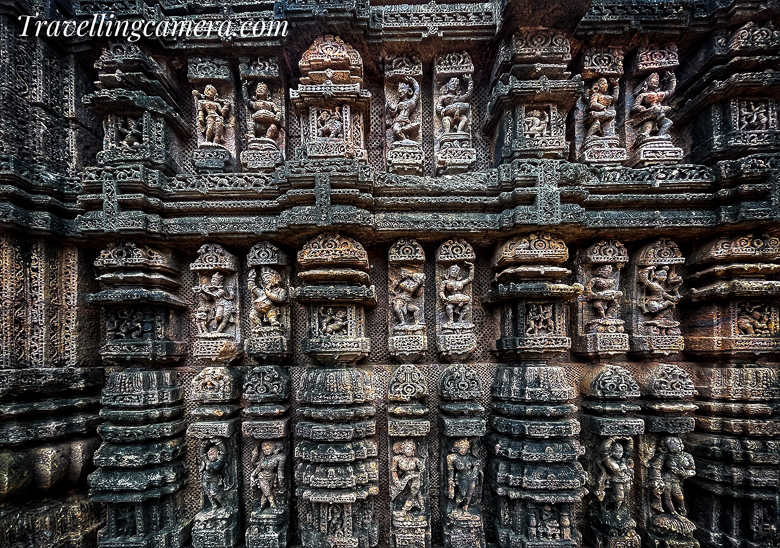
[585, 77, 620, 139]
[246, 82, 282, 141]
[436, 75, 473, 135]
[387, 76, 421, 145]
[250, 441, 286, 513]
[630, 72, 676, 141]
[195, 272, 237, 334]
[248, 267, 287, 331]
[193, 84, 231, 146]
[392, 268, 424, 326]
[446, 438, 482, 520]
[439, 262, 474, 326]
[390, 439, 425, 516]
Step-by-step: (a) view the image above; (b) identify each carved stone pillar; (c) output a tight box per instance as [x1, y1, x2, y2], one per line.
[243, 366, 291, 548]
[189, 367, 241, 548]
[440, 364, 486, 548]
[486, 234, 587, 548]
[189, 57, 236, 172]
[574, 239, 630, 356]
[636, 364, 699, 548]
[624, 239, 685, 355]
[190, 244, 241, 363]
[684, 234, 780, 358]
[245, 241, 291, 361]
[436, 239, 477, 361]
[293, 232, 378, 548]
[385, 56, 424, 175]
[574, 47, 627, 165]
[87, 241, 190, 548]
[581, 365, 643, 548]
[622, 45, 683, 166]
[290, 35, 370, 162]
[487, 28, 582, 163]
[433, 52, 476, 175]
[239, 57, 286, 172]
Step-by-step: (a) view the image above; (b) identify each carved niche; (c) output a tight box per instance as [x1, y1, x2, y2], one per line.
[245, 241, 291, 361]
[190, 244, 241, 362]
[290, 35, 371, 161]
[433, 52, 476, 175]
[574, 239, 630, 356]
[486, 233, 581, 356]
[436, 238, 477, 361]
[189, 57, 236, 172]
[625, 239, 685, 355]
[87, 241, 187, 363]
[388, 239, 426, 363]
[622, 45, 683, 166]
[239, 57, 286, 172]
[575, 47, 627, 165]
[686, 234, 780, 357]
[385, 56, 424, 175]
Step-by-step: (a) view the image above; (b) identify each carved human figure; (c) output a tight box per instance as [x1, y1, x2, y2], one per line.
[109, 309, 144, 339]
[446, 438, 482, 519]
[585, 77, 620, 139]
[439, 262, 474, 326]
[246, 82, 282, 140]
[540, 505, 561, 540]
[200, 438, 230, 512]
[193, 84, 231, 146]
[639, 266, 682, 317]
[525, 109, 549, 137]
[737, 304, 773, 335]
[392, 268, 424, 326]
[317, 109, 343, 138]
[116, 505, 136, 536]
[526, 304, 555, 335]
[630, 72, 675, 141]
[648, 436, 695, 517]
[585, 264, 623, 319]
[595, 438, 634, 515]
[195, 272, 236, 334]
[320, 307, 348, 335]
[250, 441, 286, 513]
[118, 117, 143, 148]
[390, 439, 425, 515]
[436, 75, 473, 135]
[386, 76, 421, 144]
[740, 101, 769, 131]
[248, 267, 287, 330]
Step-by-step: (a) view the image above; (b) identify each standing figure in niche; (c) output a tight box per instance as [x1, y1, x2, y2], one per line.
[391, 268, 425, 326]
[585, 77, 620, 139]
[246, 82, 282, 141]
[648, 436, 695, 517]
[594, 438, 634, 516]
[250, 441, 286, 513]
[446, 438, 482, 519]
[195, 272, 236, 334]
[200, 438, 231, 512]
[439, 262, 475, 326]
[193, 85, 231, 146]
[118, 116, 143, 148]
[386, 76, 421, 145]
[248, 267, 287, 331]
[437, 75, 473, 135]
[630, 72, 675, 141]
[390, 439, 425, 516]
[585, 264, 623, 319]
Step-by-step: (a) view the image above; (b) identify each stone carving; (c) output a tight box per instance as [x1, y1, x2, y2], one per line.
[385, 56, 424, 175]
[576, 47, 627, 164]
[291, 35, 370, 161]
[626, 239, 685, 355]
[389, 239, 426, 363]
[434, 52, 476, 175]
[436, 239, 477, 361]
[623, 45, 683, 165]
[246, 242, 291, 361]
[190, 244, 241, 362]
[575, 239, 630, 355]
[440, 364, 486, 548]
[244, 365, 291, 548]
[192, 81, 235, 172]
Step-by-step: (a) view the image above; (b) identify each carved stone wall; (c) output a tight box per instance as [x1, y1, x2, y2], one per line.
[1, 2, 780, 548]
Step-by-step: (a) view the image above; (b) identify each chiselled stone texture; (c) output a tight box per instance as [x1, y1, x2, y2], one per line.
[1, 0, 780, 547]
